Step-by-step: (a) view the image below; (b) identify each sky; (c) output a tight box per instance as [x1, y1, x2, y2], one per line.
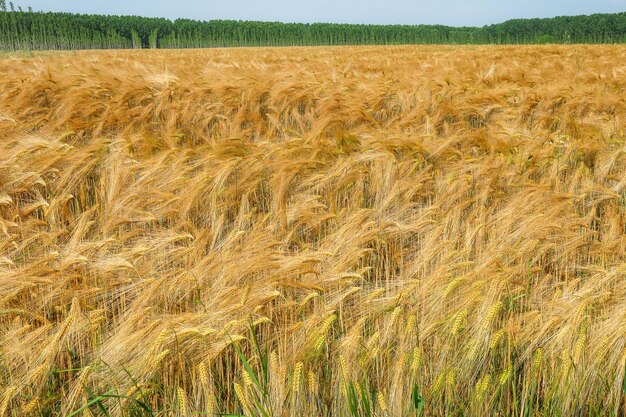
[13, 0, 626, 27]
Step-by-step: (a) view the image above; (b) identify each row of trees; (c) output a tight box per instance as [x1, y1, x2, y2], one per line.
[1, 2, 625, 50]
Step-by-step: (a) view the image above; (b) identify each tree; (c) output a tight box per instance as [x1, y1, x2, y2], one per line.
[149, 28, 158, 48]
[131, 29, 141, 49]
[0, 9, 625, 51]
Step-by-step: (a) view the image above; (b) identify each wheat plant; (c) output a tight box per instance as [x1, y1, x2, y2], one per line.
[0, 45, 624, 416]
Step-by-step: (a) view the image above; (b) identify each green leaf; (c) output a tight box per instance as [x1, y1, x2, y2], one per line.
[249, 319, 269, 390]
[121, 365, 155, 417]
[411, 384, 424, 417]
[347, 382, 360, 417]
[69, 387, 117, 417]
[359, 382, 371, 417]
[213, 414, 249, 417]
[229, 333, 270, 417]
[231, 338, 263, 393]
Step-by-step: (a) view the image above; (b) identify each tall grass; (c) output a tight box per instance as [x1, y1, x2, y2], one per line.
[0, 45, 624, 416]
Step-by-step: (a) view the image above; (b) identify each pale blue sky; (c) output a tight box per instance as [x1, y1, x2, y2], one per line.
[13, 0, 626, 26]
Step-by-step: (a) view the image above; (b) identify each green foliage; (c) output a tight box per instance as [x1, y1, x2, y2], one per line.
[536, 35, 556, 44]
[411, 384, 424, 416]
[148, 28, 158, 48]
[131, 29, 141, 49]
[345, 380, 376, 417]
[229, 323, 272, 417]
[0, 9, 625, 50]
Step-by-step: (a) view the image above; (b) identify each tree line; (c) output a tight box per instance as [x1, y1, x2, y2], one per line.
[0, 1, 625, 50]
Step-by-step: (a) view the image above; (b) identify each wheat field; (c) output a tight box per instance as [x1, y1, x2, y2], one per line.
[0, 45, 625, 416]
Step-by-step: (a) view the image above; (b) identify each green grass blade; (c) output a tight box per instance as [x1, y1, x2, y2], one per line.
[121, 365, 155, 417]
[69, 388, 117, 417]
[248, 320, 269, 389]
[231, 338, 263, 393]
[411, 384, 424, 417]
